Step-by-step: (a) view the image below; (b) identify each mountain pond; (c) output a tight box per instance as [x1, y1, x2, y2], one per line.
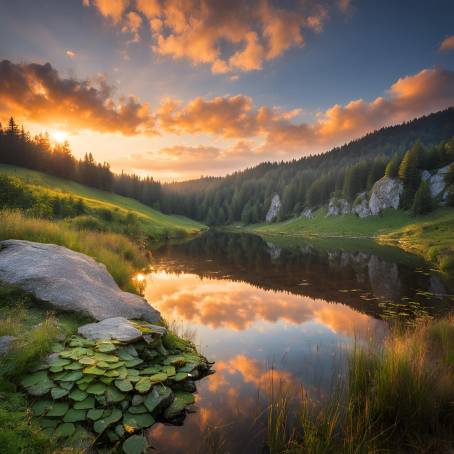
[142, 230, 454, 453]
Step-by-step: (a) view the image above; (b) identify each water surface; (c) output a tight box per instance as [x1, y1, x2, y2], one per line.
[143, 231, 453, 453]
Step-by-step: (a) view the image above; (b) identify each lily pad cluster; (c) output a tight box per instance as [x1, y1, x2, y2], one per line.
[22, 324, 213, 452]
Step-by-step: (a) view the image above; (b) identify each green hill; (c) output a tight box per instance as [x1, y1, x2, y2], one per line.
[0, 164, 205, 238]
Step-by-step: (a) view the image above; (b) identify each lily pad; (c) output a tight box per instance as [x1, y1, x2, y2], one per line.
[32, 399, 53, 416]
[21, 371, 49, 388]
[135, 378, 152, 393]
[149, 373, 167, 383]
[140, 366, 160, 375]
[86, 383, 107, 395]
[94, 353, 119, 363]
[100, 377, 115, 385]
[51, 343, 64, 353]
[122, 435, 148, 454]
[124, 358, 143, 368]
[51, 386, 70, 400]
[128, 404, 147, 414]
[93, 409, 122, 433]
[69, 389, 88, 401]
[47, 401, 70, 417]
[64, 362, 83, 371]
[49, 357, 71, 368]
[87, 409, 105, 421]
[115, 379, 133, 392]
[144, 386, 173, 413]
[123, 412, 155, 430]
[73, 396, 95, 410]
[79, 356, 96, 365]
[63, 409, 86, 423]
[106, 386, 126, 403]
[174, 372, 188, 382]
[59, 371, 84, 382]
[83, 366, 105, 375]
[55, 422, 76, 438]
[96, 342, 117, 353]
[161, 366, 176, 377]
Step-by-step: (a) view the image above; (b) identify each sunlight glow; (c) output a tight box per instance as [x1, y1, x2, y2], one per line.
[52, 130, 68, 143]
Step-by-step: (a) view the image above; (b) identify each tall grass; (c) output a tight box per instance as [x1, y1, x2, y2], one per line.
[0, 210, 149, 292]
[266, 316, 454, 453]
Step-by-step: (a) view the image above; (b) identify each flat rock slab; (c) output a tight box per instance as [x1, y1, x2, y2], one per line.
[78, 317, 143, 341]
[0, 240, 161, 323]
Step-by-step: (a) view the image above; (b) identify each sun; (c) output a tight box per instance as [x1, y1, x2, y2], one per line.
[52, 130, 68, 143]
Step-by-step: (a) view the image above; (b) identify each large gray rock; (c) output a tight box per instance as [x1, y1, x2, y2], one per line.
[265, 194, 281, 223]
[369, 176, 403, 215]
[0, 240, 160, 323]
[327, 197, 350, 216]
[422, 164, 451, 199]
[352, 192, 371, 218]
[78, 317, 166, 341]
[0, 336, 16, 355]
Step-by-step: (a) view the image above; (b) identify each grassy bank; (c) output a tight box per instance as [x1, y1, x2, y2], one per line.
[0, 284, 85, 453]
[0, 210, 149, 292]
[246, 207, 454, 275]
[267, 315, 454, 453]
[0, 164, 205, 240]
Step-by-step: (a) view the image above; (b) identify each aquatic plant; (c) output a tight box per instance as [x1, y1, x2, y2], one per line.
[21, 326, 213, 452]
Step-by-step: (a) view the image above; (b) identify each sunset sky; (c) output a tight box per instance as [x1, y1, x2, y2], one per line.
[1, 0, 454, 181]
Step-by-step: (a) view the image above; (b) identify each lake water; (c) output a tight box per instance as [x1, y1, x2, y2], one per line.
[143, 231, 454, 453]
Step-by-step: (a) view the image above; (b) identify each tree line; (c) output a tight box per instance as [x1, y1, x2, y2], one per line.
[1, 107, 454, 225]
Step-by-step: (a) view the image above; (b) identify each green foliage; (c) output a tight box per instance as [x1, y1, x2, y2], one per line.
[399, 141, 424, 209]
[385, 153, 401, 178]
[412, 180, 433, 215]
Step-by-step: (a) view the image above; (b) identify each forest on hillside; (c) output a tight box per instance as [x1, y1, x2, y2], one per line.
[1, 108, 454, 225]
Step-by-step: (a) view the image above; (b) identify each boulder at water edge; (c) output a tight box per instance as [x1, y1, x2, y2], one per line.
[0, 240, 161, 323]
[369, 176, 403, 215]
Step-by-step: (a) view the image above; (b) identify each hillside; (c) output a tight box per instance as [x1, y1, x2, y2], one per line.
[159, 108, 454, 224]
[0, 164, 205, 239]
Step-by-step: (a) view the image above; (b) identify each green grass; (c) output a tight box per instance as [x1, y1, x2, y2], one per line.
[0, 210, 150, 292]
[266, 315, 454, 453]
[245, 207, 454, 276]
[0, 284, 84, 454]
[0, 164, 205, 239]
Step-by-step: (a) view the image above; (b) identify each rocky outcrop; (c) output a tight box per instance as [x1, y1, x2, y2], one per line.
[266, 194, 281, 223]
[369, 176, 403, 215]
[421, 164, 451, 199]
[352, 192, 371, 218]
[327, 197, 350, 216]
[301, 208, 314, 219]
[0, 240, 161, 323]
[266, 241, 282, 260]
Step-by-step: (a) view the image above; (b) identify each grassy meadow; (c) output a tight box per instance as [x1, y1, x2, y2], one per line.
[0, 164, 205, 239]
[246, 207, 454, 275]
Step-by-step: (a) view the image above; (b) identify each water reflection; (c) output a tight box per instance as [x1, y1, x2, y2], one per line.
[143, 231, 453, 453]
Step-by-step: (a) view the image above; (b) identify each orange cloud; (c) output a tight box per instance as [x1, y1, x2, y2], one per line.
[121, 11, 143, 42]
[84, 0, 340, 74]
[0, 60, 156, 135]
[84, 0, 129, 23]
[439, 34, 454, 52]
[144, 272, 379, 336]
[65, 50, 76, 59]
[155, 67, 454, 152]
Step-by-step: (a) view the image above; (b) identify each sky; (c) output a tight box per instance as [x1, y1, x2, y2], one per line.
[0, 0, 454, 181]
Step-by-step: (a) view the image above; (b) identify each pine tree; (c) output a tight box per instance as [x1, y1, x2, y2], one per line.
[385, 153, 400, 178]
[412, 181, 433, 215]
[399, 141, 423, 209]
